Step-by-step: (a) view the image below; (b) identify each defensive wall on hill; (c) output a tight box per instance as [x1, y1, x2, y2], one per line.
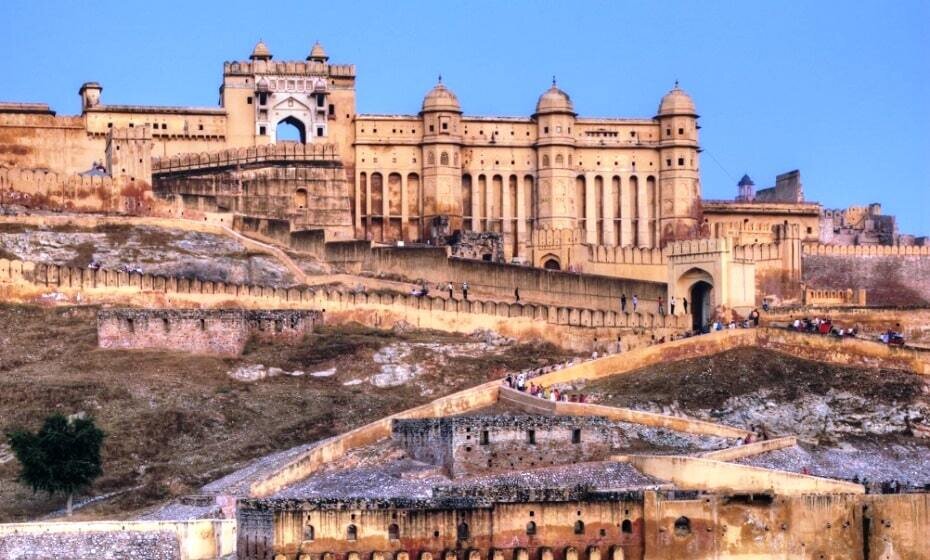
[0, 168, 149, 213]
[0, 258, 688, 352]
[97, 308, 323, 356]
[802, 242, 930, 306]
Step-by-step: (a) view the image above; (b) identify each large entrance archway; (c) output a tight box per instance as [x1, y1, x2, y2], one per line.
[690, 281, 714, 331]
[275, 116, 306, 143]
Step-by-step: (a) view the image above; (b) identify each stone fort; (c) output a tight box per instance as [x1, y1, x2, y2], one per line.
[2, 41, 928, 323]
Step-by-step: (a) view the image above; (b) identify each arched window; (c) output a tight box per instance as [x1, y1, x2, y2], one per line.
[427, 152, 436, 165]
[574, 520, 585, 535]
[555, 154, 564, 166]
[457, 521, 469, 540]
[621, 520, 633, 534]
[440, 151, 450, 166]
[543, 258, 560, 271]
[303, 524, 315, 541]
[388, 523, 400, 540]
[347, 524, 358, 541]
[295, 188, 308, 209]
[673, 516, 691, 537]
[542, 155, 550, 167]
[526, 521, 537, 536]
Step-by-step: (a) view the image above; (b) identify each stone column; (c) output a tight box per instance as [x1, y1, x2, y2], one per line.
[471, 175, 482, 232]
[400, 173, 408, 241]
[516, 175, 527, 258]
[382, 173, 390, 240]
[502, 175, 513, 259]
[602, 175, 615, 246]
[620, 176, 632, 246]
[637, 175, 650, 248]
[485, 177, 494, 232]
[584, 173, 597, 244]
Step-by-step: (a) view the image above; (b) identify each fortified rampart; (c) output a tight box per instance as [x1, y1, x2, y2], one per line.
[0, 168, 149, 213]
[0, 258, 688, 353]
[97, 308, 322, 356]
[802, 243, 930, 306]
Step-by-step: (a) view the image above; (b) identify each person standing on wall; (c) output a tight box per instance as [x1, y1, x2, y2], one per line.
[683, 298, 689, 314]
[462, 281, 469, 300]
[621, 293, 627, 313]
[446, 281, 454, 300]
[514, 287, 520, 302]
[658, 296, 665, 316]
[670, 296, 677, 315]
[632, 294, 638, 312]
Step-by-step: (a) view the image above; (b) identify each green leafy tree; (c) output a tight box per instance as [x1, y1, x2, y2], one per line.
[7, 413, 105, 516]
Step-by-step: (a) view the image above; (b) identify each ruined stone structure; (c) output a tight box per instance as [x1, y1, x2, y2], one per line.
[97, 308, 323, 356]
[392, 416, 614, 477]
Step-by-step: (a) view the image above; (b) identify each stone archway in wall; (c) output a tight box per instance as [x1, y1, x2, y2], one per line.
[542, 255, 561, 270]
[676, 267, 715, 331]
[275, 116, 306, 143]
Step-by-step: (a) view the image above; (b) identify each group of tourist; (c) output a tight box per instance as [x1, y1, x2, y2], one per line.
[503, 372, 588, 403]
[410, 280, 471, 300]
[618, 294, 690, 317]
[789, 316, 861, 337]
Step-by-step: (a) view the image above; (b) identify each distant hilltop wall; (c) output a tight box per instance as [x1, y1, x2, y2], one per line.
[97, 308, 323, 356]
[802, 243, 930, 306]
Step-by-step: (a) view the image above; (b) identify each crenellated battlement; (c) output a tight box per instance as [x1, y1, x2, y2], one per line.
[0, 168, 148, 213]
[588, 244, 667, 265]
[732, 242, 782, 262]
[223, 60, 355, 78]
[0, 258, 688, 337]
[802, 243, 930, 257]
[666, 237, 731, 256]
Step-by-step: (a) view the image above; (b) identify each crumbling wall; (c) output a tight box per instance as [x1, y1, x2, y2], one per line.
[97, 308, 322, 356]
[0, 530, 180, 560]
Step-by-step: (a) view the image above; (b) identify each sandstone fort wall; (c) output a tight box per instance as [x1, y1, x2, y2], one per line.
[802, 251, 930, 307]
[97, 308, 322, 356]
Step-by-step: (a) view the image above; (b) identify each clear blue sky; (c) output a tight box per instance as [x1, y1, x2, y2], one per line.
[2, 0, 928, 234]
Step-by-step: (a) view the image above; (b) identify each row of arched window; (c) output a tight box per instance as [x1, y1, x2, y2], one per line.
[310, 522, 470, 542]
[304, 519, 642, 542]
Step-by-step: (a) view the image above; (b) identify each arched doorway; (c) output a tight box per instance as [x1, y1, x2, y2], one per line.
[690, 281, 713, 331]
[276, 116, 306, 143]
[543, 257, 561, 270]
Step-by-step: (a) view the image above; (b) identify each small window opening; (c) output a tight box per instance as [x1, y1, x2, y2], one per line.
[527, 429, 536, 444]
[480, 430, 489, 445]
[259, 126, 267, 135]
[247, 96, 252, 105]
[572, 428, 581, 444]
[621, 520, 633, 534]
[674, 516, 691, 537]
[678, 157, 685, 166]
[388, 523, 400, 540]
[457, 522, 469, 540]
[199, 319, 206, 331]
[526, 521, 537, 536]
[304, 524, 315, 541]
[347, 524, 358, 541]
[574, 521, 585, 535]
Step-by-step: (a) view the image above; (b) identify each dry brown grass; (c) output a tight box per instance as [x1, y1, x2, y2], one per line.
[0, 305, 575, 521]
